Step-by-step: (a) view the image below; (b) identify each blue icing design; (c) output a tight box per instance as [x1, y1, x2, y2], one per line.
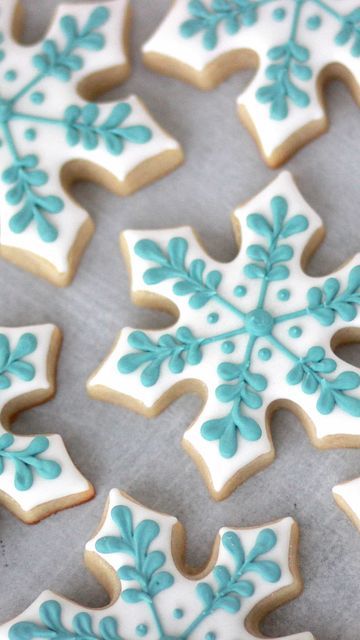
[9, 501, 283, 640]
[95, 505, 174, 605]
[3, 154, 64, 242]
[179, 0, 360, 119]
[259, 347, 272, 361]
[287, 346, 360, 415]
[0, 5, 153, 243]
[4, 69, 16, 81]
[222, 340, 235, 354]
[136, 624, 148, 636]
[0, 332, 37, 388]
[118, 191, 360, 459]
[64, 103, 151, 154]
[0, 330, 63, 490]
[0, 433, 61, 491]
[307, 15, 321, 30]
[207, 312, 219, 324]
[9, 601, 122, 640]
[25, 128, 37, 141]
[234, 285, 247, 297]
[289, 325, 302, 337]
[30, 91, 45, 104]
[273, 8, 286, 21]
[277, 288, 290, 301]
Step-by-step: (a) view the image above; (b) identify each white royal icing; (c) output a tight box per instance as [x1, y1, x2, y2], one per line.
[0, 324, 90, 516]
[143, 0, 360, 163]
[333, 477, 360, 529]
[88, 171, 360, 498]
[0, 488, 315, 640]
[0, 0, 182, 283]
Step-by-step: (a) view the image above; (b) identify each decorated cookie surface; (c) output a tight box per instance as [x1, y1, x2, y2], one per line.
[88, 171, 360, 500]
[333, 476, 360, 531]
[143, 0, 360, 166]
[0, 324, 93, 523]
[0, 0, 183, 286]
[0, 488, 315, 640]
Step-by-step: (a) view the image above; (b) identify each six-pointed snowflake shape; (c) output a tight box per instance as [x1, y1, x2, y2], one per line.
[0, 0, 182, 286]
[0, 488, 315, 640]
[88, 172, 360, 500]
[143, 0, 360, 166]
[0, 323, 93, 523]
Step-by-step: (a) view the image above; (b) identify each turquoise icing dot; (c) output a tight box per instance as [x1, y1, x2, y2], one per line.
[25, 128, 37, 141]
[306, 15, 321, 30]
[259, 347, 272, 361]
[272, 7, 286, 21]
[277, 288, 290, 301]
[136, 624, 148, 637]
[0, 138, 2, 147]
[234, 285, 247, 297]
[4, 69, 16, 81]
[0, 51, 4, 63]
[245, 309, 274, 337]
[205, 634, 216, 640]
[0, 34, 4, 44]
[222, 340, 235, 354]
[289, 325, 302, 338]
[207, 312, 219, 324]
[173, 608, 184, 619]
[31, 91, 45, 104]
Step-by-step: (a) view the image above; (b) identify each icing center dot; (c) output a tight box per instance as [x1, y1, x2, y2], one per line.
[245, 309, 274, 336]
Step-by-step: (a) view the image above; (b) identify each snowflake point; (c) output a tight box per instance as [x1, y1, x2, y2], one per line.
[0, 0, 182, 285]
[142, 0, 360, 166]
[1, 489, 316, 640]
[0, 323, 93, 523]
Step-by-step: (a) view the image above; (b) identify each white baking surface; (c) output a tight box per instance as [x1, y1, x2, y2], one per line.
[0, 2, 359, 639]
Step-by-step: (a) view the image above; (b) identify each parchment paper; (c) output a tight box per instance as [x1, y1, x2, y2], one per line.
[0, 2, 360, 638]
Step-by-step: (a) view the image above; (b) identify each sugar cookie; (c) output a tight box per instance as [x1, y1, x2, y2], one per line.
[88, 171, 360, 501]
[143, 0, 360, 167]
[333, 477, 360, 531]
[1, 488, 315, 640]
[0, 324, 93, 523]
[0, 0, 183, 286]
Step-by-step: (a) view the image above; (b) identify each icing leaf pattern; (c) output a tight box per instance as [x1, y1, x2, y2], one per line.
[0, 5, 153, 243]
[6, 494, 309, 640]
[0, 332, 37, 389]
[0, 433, 61, 491]
[116, 184, 360, 461]
[179, 0, 360, 120]
[0, 328, 63, 493]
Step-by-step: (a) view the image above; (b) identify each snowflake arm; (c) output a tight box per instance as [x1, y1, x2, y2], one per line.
[0, 488, 315, 640]
[0, 324, 93, 523]
[142, 0, 360, 166]
[333, 476, 360, 531]
[88, 171, 360, 500]
[0, 0, 183, 286]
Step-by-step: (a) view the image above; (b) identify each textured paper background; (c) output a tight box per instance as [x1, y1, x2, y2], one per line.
[0, 1, 359, 638]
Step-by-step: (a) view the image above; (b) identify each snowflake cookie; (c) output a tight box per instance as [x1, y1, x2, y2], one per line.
[333, 476, 360, 531]
[88, 171, 360, 501]
[143, 0, 360, 167]
[0, 1, 183, 286]
[0, 488, 315, 640]
[0, 324, 93, 523]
